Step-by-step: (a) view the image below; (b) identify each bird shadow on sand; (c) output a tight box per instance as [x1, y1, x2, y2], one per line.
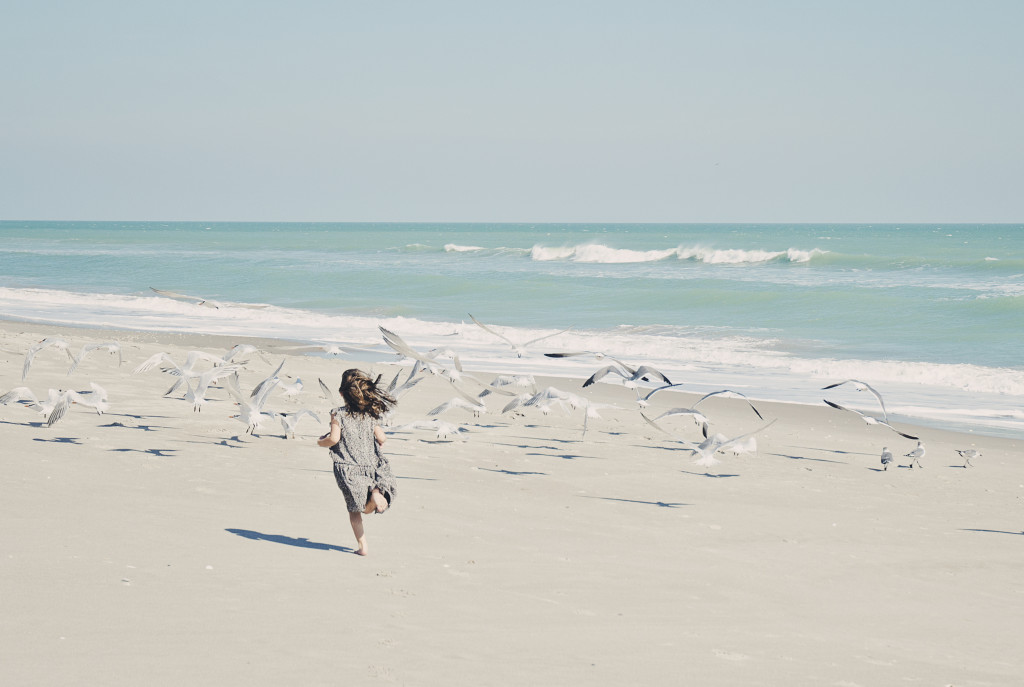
[33, 436, 82, 445]
[100, 421, 166, 432]
[478, 467, 548, 477]
[226, 528, 355, 553]
[580, 495, 689, 508]
[525, 451, 590, 461]
[0, 419, 45, 428]
[790, 444, 873, 458]
[961, 528, 1023, 536]
[110, 447, 178, 458]
[677, 469, 739, 478]
[770, 452, 847, 464]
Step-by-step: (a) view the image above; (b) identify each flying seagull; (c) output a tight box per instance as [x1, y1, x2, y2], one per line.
[649, 406, 711, 439]
[583, 363, 672, 389]
[0, 386, 62, 418]
[642, 412, 777, 472]
[150, 287, 269, 310]
[67, 342, 122, 375]
[469, 314, 572, 358]
[271, 409, 322, 439]
[23, 337, 74, 381]
[822, 379, 888, 423]
[692, 390, 764, 420]
[822, 399, 918, 440]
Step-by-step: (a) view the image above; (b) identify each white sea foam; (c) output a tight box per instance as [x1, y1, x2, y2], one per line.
[530, 245, 578, 261]
[528, 243, 827, 265]
[676, 246, 826, 264]
[444, 244, 485, 252]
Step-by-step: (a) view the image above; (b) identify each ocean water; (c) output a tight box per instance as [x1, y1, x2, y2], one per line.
[1, 221, 1022, 439]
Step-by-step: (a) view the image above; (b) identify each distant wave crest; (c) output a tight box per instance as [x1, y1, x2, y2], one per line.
[444, 243, 485, 252]
[529, 243, 827, 265]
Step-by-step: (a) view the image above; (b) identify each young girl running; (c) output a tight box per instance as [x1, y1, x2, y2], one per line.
[317, 369, 397, 556]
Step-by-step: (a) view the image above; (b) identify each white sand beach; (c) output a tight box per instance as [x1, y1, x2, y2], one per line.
[1, 320, 1022, 686]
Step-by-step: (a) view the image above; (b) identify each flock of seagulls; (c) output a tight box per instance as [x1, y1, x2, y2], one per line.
[1, 317, 987, 475]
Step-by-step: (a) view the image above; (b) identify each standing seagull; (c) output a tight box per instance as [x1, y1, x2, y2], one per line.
[469, 314, 572, 358]
[23, 337, 74, 380]
[822, 379, 889, 423]
[904, 441, 925, 468]
[880, 446, 894, 471]
[956, 448, 980, 467]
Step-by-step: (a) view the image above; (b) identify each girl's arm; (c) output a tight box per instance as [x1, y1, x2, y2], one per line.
[374, 425, 386, 446]
[317, 413, 342, 447]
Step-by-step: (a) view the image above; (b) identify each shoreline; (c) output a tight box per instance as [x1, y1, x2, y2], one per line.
[3, 314, 1022, 441]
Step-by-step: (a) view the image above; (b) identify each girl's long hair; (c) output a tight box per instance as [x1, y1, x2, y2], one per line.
[339, 368, 395, 419]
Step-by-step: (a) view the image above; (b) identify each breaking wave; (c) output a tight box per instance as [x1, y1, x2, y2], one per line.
[529, 243, 827, 265]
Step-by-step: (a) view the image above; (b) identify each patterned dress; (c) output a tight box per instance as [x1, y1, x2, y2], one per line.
[328, 411, 397, 513]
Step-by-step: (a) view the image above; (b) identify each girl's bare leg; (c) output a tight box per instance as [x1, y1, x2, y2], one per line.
[349, 511, 367, 555]
[368, 488, 388, 514]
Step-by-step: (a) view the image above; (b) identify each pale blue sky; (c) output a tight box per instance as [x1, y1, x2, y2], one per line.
[1, 1, 1021, 222]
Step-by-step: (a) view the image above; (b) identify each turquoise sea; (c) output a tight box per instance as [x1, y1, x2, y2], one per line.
[1, 221, 1022, 438]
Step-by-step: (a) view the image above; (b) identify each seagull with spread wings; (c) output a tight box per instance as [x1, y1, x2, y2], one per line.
[67, 342, 122, 375]
[22, 337, 74, 381]
[469, 314, 572, 358]
[583, 363, 672, 389]
[822, 379, 889, 423]
[822, 399, 918, 440]
[643, 413, 777, 472]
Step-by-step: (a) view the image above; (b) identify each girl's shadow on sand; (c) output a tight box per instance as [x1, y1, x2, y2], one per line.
[226, 528, 354, 553]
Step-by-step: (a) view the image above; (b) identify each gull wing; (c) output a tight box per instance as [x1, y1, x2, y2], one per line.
[632, 365, 671, 385]
[693, 389, 764, 420]
[251, 359, 286, 398]
[822, 379, 888, 422]
[468, 314, 514, 346]
[583, 364, 629, 387]
[523, 325, 574, 347]
[67, 342, 122, 375]
[0, 386, 40, 407]
[713, 419, 778, 454]
[133, 352, 176, 375]
[638, 383, 686, 403]
[640, 412, 700, 449]
[823, 398, 868, 418]
[318, 377, 334, 400]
